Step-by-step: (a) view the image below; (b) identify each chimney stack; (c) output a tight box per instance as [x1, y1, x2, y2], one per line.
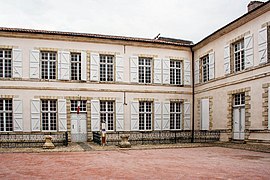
[247, 1, 264, 12]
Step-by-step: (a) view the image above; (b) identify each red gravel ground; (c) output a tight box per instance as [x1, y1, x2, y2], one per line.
[0, 147, 270, 179]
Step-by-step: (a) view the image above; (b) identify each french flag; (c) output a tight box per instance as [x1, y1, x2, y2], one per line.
[77, 101, 80, 114]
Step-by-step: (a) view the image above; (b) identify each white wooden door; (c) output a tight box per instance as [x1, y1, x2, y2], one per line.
[233, 107, 245, 140]
[71, 113, 87, 142]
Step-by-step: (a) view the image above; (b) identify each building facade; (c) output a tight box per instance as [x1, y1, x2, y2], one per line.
[0, 1, 269, 143]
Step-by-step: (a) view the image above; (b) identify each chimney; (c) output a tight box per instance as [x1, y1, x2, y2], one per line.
[247, 1, 264, 12]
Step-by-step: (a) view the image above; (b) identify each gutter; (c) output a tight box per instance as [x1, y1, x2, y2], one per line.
[191, 47, 195, 143]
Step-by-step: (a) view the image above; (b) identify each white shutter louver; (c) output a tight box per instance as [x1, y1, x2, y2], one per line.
[224, 45, 230, 75]
[184, 102, 191, 130]
[162, 101, 170, 130]
[154, 58, 162, 84]
[58, 51, 70, 80]
[90, 53, 100, 81]
[209, 52, 215, 80]
[194, 59, 200, 84]
[30, 50, 40, 79]
[258, 27, 268, 64]
[154, 102, 162, 130]
[91, 100, 100, 131]
[268, 87, 270, 130]
[162, 58, 170, 84]
[13, 99, 23, 131]
[12, 49, 23, 78]
[130, 56, 138, 83]
[201, 99, 209, 130]
[116, 55, 124, 82]
[81, 51, 87, 81]
[116, 101, 124, 131]
[130, 101, 139, 131]
[244, 34, 254, 68]
[58, 99, 67, 131]
[31, 99, 40, 131]
[184, 59, 191, 85]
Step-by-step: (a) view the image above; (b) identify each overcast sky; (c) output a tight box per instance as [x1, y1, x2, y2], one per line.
[0, 0, 268, 43]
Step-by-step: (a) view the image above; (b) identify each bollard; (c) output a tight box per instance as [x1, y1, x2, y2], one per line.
[43, 135, 55, 149]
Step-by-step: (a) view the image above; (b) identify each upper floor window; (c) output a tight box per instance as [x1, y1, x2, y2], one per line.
[170, 60, 182, 85]
[70, 100, 87, 113]
[0, 49, 12, 78]
[100, 101, 114, 131]
[41, 51, 57, 80]
[71, 53, 81, 80]
[202, 55, 209, 82]
[170, 102, 182, 130]
[100, 55, 114, 82]
[41, 99, 57, 131]
[233, 40, 245, 72]
[139, 57, 152, 84]
[139, 101, 152, 130]
[0, 99, 13, 132]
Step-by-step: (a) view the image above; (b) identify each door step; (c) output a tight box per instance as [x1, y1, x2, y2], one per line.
[231, 140, 246, 144]
[77, 142, 92, 151]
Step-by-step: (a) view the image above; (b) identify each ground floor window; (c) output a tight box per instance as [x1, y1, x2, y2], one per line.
[41, 100, 57, 131]
[0, 99, 13, 132]
[71, 100, 87, 113]
[100, 101, 114, 131]
[139, 101, 152, 130]
[170, 102, 182, 130]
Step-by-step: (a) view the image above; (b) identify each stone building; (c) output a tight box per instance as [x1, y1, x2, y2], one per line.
[0, 1, 269, 144]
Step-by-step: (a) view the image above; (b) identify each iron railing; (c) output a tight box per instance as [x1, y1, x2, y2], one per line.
[0, 132, 68, 148]
[93, 130, 220, 145]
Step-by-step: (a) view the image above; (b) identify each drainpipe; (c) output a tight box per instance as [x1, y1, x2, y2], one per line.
[191, 47, 195, 143]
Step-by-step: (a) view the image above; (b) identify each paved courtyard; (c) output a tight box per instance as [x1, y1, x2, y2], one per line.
[0, 147, 270, 179]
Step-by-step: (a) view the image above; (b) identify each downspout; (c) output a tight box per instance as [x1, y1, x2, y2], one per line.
[191, 46, 195, 143]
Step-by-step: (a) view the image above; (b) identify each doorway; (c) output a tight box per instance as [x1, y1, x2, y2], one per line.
[232, 93, 245, 140]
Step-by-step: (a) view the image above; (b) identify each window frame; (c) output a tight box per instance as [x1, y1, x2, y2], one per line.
[0, 99, 13, 132]
[40, 51, 57, 80]
[201, 55, 210, 82]
[0, 49, 12, 78]
[138, 57, 152, 84]
[233, 93, 245, 107]
[170, 59, 182, 85]
[70, 53, 82, 81]
[99, 54, 114, 82]
[170, 102, 182, 130]
[41, 99, 57, 132]
[139, 101, 152, 131]
[100, 101, 115, 131]
[70, 100, 87, 113]
[233, 39, 245, 73]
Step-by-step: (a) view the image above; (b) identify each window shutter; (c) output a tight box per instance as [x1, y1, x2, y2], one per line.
[154, 58, 162, 84]
[154, 102, 162, 130]
[116, 55, 124, 82]
[81, 51, 87, 81]
[29, 50, 40, 79]
[58, 99, 67, 131]
[224, 45, 230, 75]
[13, 99, 23, 131]
[244, 34, 254, 68]
[258, 27, 268, 64]
[91, 100, 100, 131]
[268, 87, 270, 130]
[130, 101, 139, 131]
[12, 49, 23, 78]
[194, 59, 200, 84]
[130, 56, 138, 83]
[58, 51, 70, 80]
[90, 53, 100, 81]
[201, 99, 209, 130]
[162, 58, 170, 84]
[184, 102, 191, 130]
[31, 99, 40, 131]
[162, 101, 170, 130]
[209, 52, 215, 80]
[116, 101, 124, 131]
[184, 59, 191, 85]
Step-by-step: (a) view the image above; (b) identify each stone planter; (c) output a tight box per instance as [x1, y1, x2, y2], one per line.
[43, 135, 55, 149]
[119, 134, 131, 148]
